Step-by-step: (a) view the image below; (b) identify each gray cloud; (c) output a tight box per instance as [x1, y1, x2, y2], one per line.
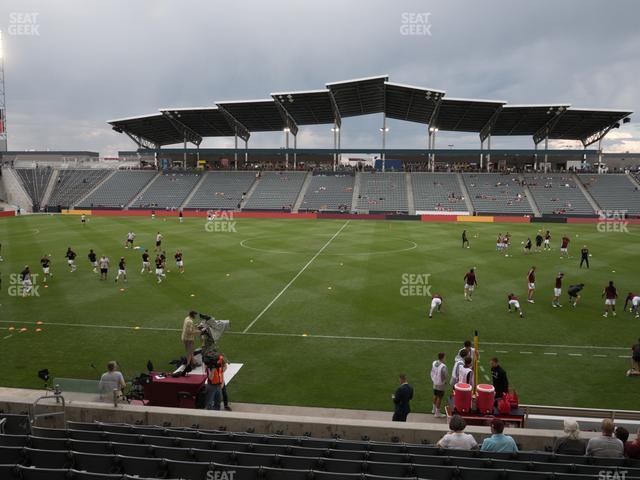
[0, 0, 637, 156]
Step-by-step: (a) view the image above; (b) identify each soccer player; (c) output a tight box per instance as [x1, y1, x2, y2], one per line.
[624, 292, 640, 318]
[523, 237, 532, 254]
[40, 254, 52, 282]
[80, 214, 86, 225]
[504, 233, 512, 251]
[151, 209, 156, 220]
[560, 235, 570, 257]
[580, 245, 590, 268]
[527, 266, 536, 303]
[463, 268, 478, 301]
[507, 293, 524, 318]
[155, 232, 163, 252]
[179, 210, 184, 223]
[602, 281, 618, 317]
[544, 230, 551, 251]
[88, 249, 98, 273]
[552, 272, 564, 308]
[155, 255, 166, 283]
[99, 255, 109, 281]
[462, 230, 469, 248]
[125, 232, 135, 249]
[568, 283, 584, 308]
[160, 251, 167, 271]
[141, 249, 151, 274]
[115, 257, 127, 283]
[428, 293, 443, 319]
[175, 250, 184, 274]
[20, 266, 33, 297]
[535, 232, 543, 252]
[0, 243, 4, 261]
[496, 233, 503, 252]
[65, 247, 77, 272]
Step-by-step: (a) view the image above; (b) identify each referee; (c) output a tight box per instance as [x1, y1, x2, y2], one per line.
[580, 245, 590, 269]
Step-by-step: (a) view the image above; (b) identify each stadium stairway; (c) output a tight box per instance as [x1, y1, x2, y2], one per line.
[519, 180, 541, 217]
[572, 173, 602, 213]
[40, 169, 59, 208]
[351, 172, 362, 212]
[0, 167, 33, 212]
[629, 171, 640, 189]
[455, 173, 475, 214]
[405, 173, 415, 215]
[74, 170, 117, 208]
[125, 171, 161, 209]
[179, 173, 208, 210]
[239, 174, 260, 210]
[292, 171, 312, 213]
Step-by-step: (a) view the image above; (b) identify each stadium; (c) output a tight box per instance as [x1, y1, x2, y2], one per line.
[1, 1, 640, 479]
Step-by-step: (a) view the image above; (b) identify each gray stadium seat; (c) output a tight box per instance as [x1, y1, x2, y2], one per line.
[357, 172, 408, 212]
[463, 173, 532, 214]
[48, 170, 111, 208]
[0, 414, 31, 435]
[579, 173, 640, 214]
[165, 459, 213, 480]
[131, 172, 202, 209]
[187, 171, 256, 209]
[243, 171, 307, 211]
[24, 448, 73, 469]
[523, 174, 594, 215]
[300, 173, 354, 212]
[411, 172, 468, 212]
[14, 168, 52, 208]
[79, 171, 156, 208]
[0, 435, 28, 447]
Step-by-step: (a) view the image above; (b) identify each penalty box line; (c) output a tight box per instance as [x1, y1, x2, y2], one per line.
[242, 220, 350, 334]
[0, 320, 629, 353]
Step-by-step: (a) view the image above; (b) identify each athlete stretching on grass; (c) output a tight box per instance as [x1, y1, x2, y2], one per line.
[428, 294, 443, 319]
[624, 292, 640, 318]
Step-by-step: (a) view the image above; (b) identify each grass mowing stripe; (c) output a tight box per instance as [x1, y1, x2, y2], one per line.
[242, 220, 350, 333]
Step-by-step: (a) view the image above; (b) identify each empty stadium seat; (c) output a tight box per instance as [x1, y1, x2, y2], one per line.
[186, 171, 256, 209]
[0, 414, 31, 435]
[411, 172, 468, 212]
[48, 170, 111, 208]
[579, 173, 640, 214]
[300, 173, 354, 212]
[78, 171, 157, 208]
[243, 171, 307, 210]
[14, 168, 52, 208]
[523, 174, 594, 215]
[131, 172, 202, 209]
[357, 172, 408, 212]
[463, 173, 532, 214]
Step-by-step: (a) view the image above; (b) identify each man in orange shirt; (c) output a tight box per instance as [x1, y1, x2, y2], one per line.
[205, 353, 225, 410]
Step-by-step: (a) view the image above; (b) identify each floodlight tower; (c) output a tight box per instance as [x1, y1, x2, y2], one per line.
[0, 30, 7, 151]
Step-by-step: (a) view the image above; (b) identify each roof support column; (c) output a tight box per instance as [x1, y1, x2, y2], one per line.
[284, 129, 290, 169]
[332, 123, 338, 172]
[337, 128, 341, 168]
[486, 134, 491, 172]
[183, 135, 187, 169]
[544, 135, 549, 174]
[480, 139, 484, 171]
[244, 139, 248, 166]
[293, 134, 297, 170]
[534, 142, 538, 171]
[431, 128, 437, 172]
[381, 114, 387, 172]
[234, 134, 238, 171]
[597, 138, 604, 174]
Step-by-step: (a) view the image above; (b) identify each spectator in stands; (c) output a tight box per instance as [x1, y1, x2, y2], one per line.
[437, 415, 478, 450]
[480, 419, 518, 453]
[98, 361, 126, 400]
[553, 419, 586, 455]
[391, 373, 413, 422]
[625, 428, 640, 459]
[615, 426, 630, 448]
[181, 311, 199, 367]
[585, 419, 624, 457]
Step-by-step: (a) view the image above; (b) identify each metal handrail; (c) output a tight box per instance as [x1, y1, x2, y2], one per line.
[521, 403, 640, 422]
[31, 386, 66, 427]
[0, 418, 6, 434]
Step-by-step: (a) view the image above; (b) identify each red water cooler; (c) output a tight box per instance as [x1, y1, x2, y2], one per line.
[453, 383, 472, 413]
[476, 384, 495, 414]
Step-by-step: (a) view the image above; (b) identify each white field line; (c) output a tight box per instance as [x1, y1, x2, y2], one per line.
[242, 220, 350, 334]
[0, 319, 631, 353]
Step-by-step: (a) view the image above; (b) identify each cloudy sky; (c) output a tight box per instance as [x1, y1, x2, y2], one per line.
[1, 0, 639, 156]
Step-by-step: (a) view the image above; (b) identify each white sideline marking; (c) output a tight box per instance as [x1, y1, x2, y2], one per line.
[519, 351, 533, 354]
[242, 220, 350, 334]
[543, 352, 558, 356]
[592, 354, 607, 358]
[2, 334, 12, 340]
[568, 353, 582, 357]
[0, 320, 631, 354]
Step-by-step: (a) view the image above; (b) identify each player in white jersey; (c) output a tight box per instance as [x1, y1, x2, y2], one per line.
[624, 292, 640, 318]
[155, 232, 163, 252]
[507, 293, 524, 318]
[428, 294, 443, 319]
[125, 232, 136, 249]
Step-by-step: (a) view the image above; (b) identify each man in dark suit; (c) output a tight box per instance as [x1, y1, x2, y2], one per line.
[392, 373, 414, 422]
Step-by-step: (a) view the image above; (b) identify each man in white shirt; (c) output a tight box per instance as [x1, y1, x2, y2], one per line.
[431, 352, 448, 418]
[437, 415, 478, 450]
[458, 356, 475, 388]
[450, 349, 468, 386]
[98, 361, 126, 401]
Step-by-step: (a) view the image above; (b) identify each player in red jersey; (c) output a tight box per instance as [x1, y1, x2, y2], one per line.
[507, 293, 524, 318]
[552, 272, 564, 308]
[602, 281, 618, 317]
[624, 292, 640, 318]
[560, 235, 570, 258]
[544, 230, 552, 251]
[526, 266, 536, 303]
[463, 268, 478, 301]
[428, 293, 443, 319]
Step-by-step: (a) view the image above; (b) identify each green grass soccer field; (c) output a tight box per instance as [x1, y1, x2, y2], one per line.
[0, 214, 638, 412]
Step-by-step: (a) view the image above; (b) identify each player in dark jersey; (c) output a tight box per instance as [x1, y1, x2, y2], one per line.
[40, 255, 52, 282]
[602, 281, 618, 317]
[141, 249, 151, 274]
[20, 265, 33, 297]
[535, 232, 543, 252]
[523, 237, 532, 254]
[568, 283, 584, 308]
[160, 251, 167, 271]
[544, 230, 551, 251]
[175, 250, 184, 274]
[580, 245, 590, 269]
[560, 235, 570, 257]
[88, 249, 98, 273]
[462, 230, 469, 248]
[527, 266, 536, 303]
[155, 255, 165, 283]
[463, 268, 477, 301]
[552, 272, 564, 308]
[178, 210, 184, 223]
[624, 292, 640, 318]
[507, 293, 524, 318]
[65, 247, 77, 272]
[115, 257, 127, 283]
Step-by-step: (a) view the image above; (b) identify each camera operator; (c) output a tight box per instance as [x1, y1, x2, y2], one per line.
[181, 311, 200, 367]
[205, 353, 225, 410]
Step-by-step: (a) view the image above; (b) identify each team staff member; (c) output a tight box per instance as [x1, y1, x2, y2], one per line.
[392, 374, 414, 422]
[430, 353, 448, 418]
[580, 245, 590, 268]
[490, 358, 509, 399]
[462, 230, 469, 248]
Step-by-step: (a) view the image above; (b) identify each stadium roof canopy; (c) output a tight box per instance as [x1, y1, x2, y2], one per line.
[326, 75, 388, 117]
[216, 99, 298, 135]
[271, 89, 339, 126]
[108, 113, 194, 149]
[108, 74, 632, 149]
